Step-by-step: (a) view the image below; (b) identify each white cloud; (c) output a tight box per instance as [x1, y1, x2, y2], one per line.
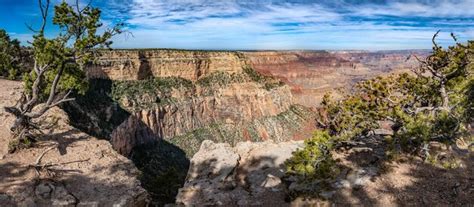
[355, 0, 474, 18]
[105, 0, 474, 49]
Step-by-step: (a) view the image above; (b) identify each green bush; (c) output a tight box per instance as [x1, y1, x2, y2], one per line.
[285, 130, 338, 181]
[111, 76, 193, 110]
[197, 71, 246, 87]
[243, 66, 284, 90]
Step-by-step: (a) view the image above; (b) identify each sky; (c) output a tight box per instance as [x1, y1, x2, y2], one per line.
[0, 0, 473, 50]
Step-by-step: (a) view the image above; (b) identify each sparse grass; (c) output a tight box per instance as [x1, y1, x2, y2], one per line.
[8, 138, 34, 153]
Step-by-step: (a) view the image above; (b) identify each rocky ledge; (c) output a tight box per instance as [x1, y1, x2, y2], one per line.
[0, 80, 149, 206]
[176, 140, 304, 206]
[176, 135, 473, 206]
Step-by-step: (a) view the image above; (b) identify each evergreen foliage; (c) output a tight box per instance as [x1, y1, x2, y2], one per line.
[285, 130, 338, 181]
[318, 36, 472, 147]
[0, 29, 30, 79]
[4, 0, 122, 151]
[285, 34, 472, 192]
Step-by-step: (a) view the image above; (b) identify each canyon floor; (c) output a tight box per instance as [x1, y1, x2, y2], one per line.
[1, 78, 472, 206]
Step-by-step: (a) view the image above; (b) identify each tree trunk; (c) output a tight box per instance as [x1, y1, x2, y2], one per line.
[439, 81, 450, 110]
[8, 114, 36, 153]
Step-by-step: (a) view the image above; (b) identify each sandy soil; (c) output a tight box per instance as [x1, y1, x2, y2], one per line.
[295, 136, 473, 206]
[331, 156, 473, 206]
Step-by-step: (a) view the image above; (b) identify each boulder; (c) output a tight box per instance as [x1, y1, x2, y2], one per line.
[176, 140, 304, 206]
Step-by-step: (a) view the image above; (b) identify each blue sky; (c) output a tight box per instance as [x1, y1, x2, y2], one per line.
[0, 0, 473, 50]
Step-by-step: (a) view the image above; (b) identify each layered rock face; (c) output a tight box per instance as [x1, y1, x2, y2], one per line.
[87, 50, 247, 81]
[89, 49, 428, 108]
[80, 49, 427, 156]
[245, 50, 429, 106]
[110, 81, 297, 155]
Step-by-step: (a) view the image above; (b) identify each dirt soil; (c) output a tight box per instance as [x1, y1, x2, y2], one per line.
[294, 135, 473, 206]
[0, 79, 148, 206]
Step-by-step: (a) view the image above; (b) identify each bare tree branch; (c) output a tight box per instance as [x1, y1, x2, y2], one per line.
[38, 0, 50, 33]
[432, 30, 441, 50]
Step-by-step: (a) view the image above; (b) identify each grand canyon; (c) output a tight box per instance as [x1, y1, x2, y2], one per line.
[1, 46, 471, 206]
[78, 49, 428, 156]
[0, 0, 472, 206]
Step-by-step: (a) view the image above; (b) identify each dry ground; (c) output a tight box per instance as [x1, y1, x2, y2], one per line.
[294, 136, 473, 206]
[0, 79, 148, 206]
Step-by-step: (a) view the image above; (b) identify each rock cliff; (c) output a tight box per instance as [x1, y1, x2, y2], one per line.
[106, 72, 313, 156]
[71, 52, 317, 156]
[80, 49, 425, 156]
[245, 50, 429, 106]
[88, 49, 428, 109]
[87, 50, 247, 81]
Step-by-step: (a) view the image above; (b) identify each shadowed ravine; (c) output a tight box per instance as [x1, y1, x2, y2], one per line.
[62, 79, 190, 205]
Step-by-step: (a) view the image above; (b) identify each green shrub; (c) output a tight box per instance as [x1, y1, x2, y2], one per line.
[196, 71, 246, 87]
[111, 76, 193, 110]
[243, 66, 284, 90]
[285, 130, 338, 181]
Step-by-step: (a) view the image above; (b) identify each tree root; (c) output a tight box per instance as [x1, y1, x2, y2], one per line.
[24, 144, 90, 177]
[27, 145, 58, 177]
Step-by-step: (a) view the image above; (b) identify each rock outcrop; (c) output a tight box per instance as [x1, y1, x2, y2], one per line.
[176, 135, 474, 206]
[0, 80, 149, 206]
[176, 140, 304, 206]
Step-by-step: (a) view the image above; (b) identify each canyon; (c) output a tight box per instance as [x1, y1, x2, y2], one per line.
[78, 49, 427, 156]
[1, 49, 432, 206]
[245, 50, 427, 106]
[87, 49, 427, 107]
[73, 49, 428, 204]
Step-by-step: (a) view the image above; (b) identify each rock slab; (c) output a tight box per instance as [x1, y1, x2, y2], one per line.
[176, 140, 304, 206]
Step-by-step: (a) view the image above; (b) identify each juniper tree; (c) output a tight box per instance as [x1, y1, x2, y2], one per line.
[317, 32, 472, 146]
[411, 31, 471, 111]
[4, 0, 122, 151]
[0, 29, 25, 79]
[285, 33, 472, 189]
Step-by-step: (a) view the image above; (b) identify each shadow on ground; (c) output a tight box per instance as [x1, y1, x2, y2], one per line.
[0, 159, 148, 206]
[329, 135, 473, 206]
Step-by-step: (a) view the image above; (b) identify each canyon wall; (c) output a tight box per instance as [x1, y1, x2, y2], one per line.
[78, 49, 426, 156]
[76, 50, 316, 156]
[110, 81, 300, 156]
[87, 50, 247, 81]
[89, 49, 427, 107]
[244, 50, 428, 106]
